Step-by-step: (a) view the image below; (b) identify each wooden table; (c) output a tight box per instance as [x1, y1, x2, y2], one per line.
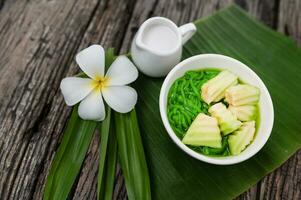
[0, 0, 300, 199]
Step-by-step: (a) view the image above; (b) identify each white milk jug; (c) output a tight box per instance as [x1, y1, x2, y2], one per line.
[131, 17, 197, 77]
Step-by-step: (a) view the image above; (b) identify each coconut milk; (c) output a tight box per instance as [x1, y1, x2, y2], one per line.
[141, 24, 178, 54]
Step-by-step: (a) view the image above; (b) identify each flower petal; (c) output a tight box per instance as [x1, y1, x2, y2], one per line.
[102, 86, 137, 113]
[60, 77, 93, 106]
[76, 44, 105, 79]
[105, 55, 138, 86]
[78, 90, 106, 121]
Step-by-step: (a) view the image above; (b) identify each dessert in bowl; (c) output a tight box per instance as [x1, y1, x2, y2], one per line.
[159, 54, 274, 165]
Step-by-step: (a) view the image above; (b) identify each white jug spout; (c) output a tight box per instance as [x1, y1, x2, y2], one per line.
[178, 23, 197, 45]
[135, 28, 163, 55]
[135, 29, 150, 52]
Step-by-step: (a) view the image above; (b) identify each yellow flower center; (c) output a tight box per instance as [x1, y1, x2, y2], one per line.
[91, 76, 109, 91]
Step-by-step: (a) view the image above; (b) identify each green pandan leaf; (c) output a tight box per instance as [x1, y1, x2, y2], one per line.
[133, 5, 301, 200]
[115, 110, 151, 200]
[97, 48, 118, 200]
[43, 106, 97, 200]
[97, 107, 118, 200]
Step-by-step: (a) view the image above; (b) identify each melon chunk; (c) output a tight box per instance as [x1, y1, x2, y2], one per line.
[228, 121, 256, 155]
[228, 105, 257, 121]
[201, 70, 238, 104]
[209, 103, 242, 135]
[182, 113, 222, 148]
[225, 84, 260, 106]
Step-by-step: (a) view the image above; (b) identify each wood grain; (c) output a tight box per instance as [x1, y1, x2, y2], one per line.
[259, 150, 301, 200]
[0, 0, 300, 199]
[0, 0, 134, 199]
[278, 0, 301, 45]
[0, 0, 100, 199]
[235, 0, 279, 28]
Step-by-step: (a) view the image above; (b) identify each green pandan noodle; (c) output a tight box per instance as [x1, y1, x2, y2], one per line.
[167, 70, 218, 137]
[167, 69, 230, 156]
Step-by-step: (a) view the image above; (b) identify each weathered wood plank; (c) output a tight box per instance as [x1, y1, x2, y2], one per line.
[0, 0, 101, 199]
[278, 0, 301, 45]
[113, 165, 127, 200]
[259, 150, 301, 200]
[0, 0, 134, 199]
[0, 0, 300, 199]
[235, 0, 279, 28]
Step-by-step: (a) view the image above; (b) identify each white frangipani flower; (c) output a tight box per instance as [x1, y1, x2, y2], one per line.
[60, 45, 138, 121]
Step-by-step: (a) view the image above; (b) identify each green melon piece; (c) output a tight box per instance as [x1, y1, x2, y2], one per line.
[209, 102, 242, 135]
[228, 105, 257, 121]
[225, 84, 260, 106]
[201, 70, 238, 104]
[182, 113, 222, 148]
[228, 121, 256, 155]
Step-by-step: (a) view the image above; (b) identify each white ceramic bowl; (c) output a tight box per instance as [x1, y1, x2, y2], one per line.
[159, 54, 274, 165]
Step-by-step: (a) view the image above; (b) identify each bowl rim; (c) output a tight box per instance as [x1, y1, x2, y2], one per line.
[159, 53, 274, 165]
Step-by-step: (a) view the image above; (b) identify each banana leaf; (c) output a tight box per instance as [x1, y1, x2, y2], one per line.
[133, 5, 301, 200]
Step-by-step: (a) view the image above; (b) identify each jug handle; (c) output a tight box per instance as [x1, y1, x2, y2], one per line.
[178, 23, 197, 45]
